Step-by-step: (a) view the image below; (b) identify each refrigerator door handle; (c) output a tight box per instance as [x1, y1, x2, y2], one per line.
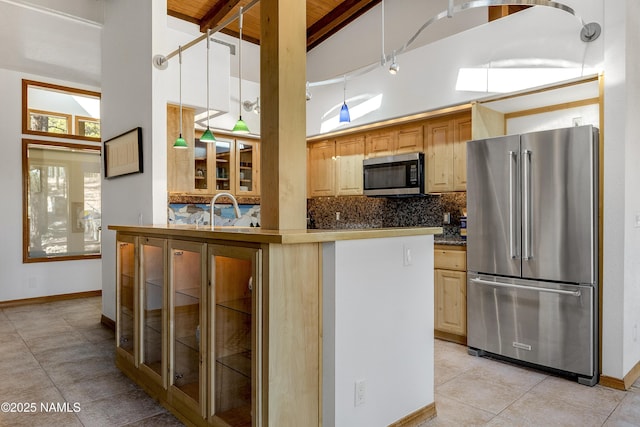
[509, 151, 518, 259]
[470, 278, 581, 296]
[522, 149, 532, 260]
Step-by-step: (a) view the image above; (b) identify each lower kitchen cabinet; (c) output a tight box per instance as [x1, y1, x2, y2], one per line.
[115, 235, 262, 426]
[434, 245, 467, 344]
[116, 235, 136, 364]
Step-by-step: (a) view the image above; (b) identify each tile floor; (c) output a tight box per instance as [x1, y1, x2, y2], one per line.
[421, 339, 640, 427]
[0, 296, 183, 427]
[2, 296, 640, 427]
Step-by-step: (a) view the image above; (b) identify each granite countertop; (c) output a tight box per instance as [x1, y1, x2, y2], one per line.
[108, 224, 443, 245]
[434, 235, 467, 246]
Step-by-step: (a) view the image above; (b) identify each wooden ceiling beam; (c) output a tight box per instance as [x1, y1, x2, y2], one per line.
[200, 0, 241, 32]
[306, 0, 380, 51]
[167, 9, 200, 26]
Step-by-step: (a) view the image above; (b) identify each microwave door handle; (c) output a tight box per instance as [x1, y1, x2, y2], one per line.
[509, 151, 518, 259]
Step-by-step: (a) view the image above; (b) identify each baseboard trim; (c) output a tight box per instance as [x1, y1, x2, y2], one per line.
[0, 290, 101, 309]
[388, 402, 437, 427]
[101, 314, 116, 331]
[600, 359, 640, 390]
[434, 330, 467, 345]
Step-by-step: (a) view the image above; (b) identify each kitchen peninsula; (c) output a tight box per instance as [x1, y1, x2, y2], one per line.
[109, 224, 441, 427]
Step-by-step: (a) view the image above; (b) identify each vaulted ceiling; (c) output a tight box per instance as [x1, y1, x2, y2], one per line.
[167, 0, 381, 51]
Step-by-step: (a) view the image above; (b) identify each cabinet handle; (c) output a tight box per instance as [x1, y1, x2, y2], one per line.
[174, 251, 183, 256]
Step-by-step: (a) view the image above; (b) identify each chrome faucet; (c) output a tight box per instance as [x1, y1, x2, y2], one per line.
[210, 192, 241, 228]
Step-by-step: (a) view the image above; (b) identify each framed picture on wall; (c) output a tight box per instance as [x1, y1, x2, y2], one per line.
[104, 127, 143, 178]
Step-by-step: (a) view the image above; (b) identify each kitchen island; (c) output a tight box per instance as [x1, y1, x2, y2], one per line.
[109, 224, 441, 427]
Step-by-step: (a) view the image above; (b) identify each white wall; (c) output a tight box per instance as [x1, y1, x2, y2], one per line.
[506, 104, 600, 134]
[306, 4, 603, 136]
[620, 0, 640, 377]
[100, 0, 167, 320]
[323, 236, 434, 426]
[0, 68, 102, 301]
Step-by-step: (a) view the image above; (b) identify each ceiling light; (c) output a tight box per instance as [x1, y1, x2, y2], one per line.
[306, 81, 312, 101]
[389, 51, 399, 75]
[339, 75, 350, 123]
[242, 97, 260, 114]
[200, 29, 216, 143]
[173, 46, 188, 149]
[233, 7, 250, 134]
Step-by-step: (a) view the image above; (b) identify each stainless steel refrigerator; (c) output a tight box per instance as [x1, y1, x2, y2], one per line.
[466, 125, 599, 386]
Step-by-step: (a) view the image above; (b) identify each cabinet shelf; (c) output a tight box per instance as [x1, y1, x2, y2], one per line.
[176, 334, 200, 352]
[216, 177, 230, 181]
[217, 297, 251, 315]
[217, 350, 251, 379]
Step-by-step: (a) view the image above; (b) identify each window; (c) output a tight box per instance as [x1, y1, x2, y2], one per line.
[23, 140, 102, 262]
[23, 80, 101, 141]
[28, 109, 71, 134]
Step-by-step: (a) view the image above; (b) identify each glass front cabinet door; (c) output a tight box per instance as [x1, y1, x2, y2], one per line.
[208, 244, 262, 427]
[139, 237, 167, 387]
[116, 235, 137, 364]
[235, 139, 260, 196]
[169, 240, 207, 418]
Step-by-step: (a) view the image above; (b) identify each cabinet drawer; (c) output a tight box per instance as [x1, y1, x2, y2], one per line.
[434, 249, 466, 271]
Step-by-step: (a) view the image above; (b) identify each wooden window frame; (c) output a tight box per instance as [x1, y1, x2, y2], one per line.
[22, 139, 102, 263]
[22, 79, 101, 142]
[28, 108, 72, 135]
[75, 115, 101, 138]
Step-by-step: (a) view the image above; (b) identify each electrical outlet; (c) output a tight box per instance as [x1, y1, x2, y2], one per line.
[336, 212, 340, 221]
[634, 324, 638, 342]
[443, 212, 451, 224]
[354, 380, 366, 406]
[572, 117, 583, 127]
[403, 244, 412, 266]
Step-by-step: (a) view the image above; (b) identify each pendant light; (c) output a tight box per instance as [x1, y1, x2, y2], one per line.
[232, 6, 250, 134]
[173, 46, 188, 148]
[200, 29, 216, 142]
[339, 75, 350, 123]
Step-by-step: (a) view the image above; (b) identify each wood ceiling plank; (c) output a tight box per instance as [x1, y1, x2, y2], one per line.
[200, 0, 242, 32]
[307, 0, 380, 50]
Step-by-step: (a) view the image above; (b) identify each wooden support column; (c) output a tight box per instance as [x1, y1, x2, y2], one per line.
[260, 0, 307, 230]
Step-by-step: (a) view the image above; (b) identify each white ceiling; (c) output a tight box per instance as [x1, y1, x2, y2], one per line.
[0, 0, 102, 87]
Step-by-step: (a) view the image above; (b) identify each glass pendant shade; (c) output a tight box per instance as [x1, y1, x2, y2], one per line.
[339, 102, 351, 123]
[232, 116, 250, 134]
[174, 134, 188, 148]
[200, 127, 216, 142]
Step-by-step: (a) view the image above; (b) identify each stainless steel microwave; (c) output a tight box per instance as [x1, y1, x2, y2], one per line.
[363, 152, 425, 197]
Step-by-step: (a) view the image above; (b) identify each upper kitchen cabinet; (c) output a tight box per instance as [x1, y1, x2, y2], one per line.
[167, 104, 261, 197]
[335, 135, 364, 195]
[235, 138, 260, 196]
[307, 136, 364, 197]
[453, 117, 471, 191]
[365, 124, 423, 158]
[167, 104, 196, 194]
[308, 140, 335, 197]
[425, 112, 471, 193]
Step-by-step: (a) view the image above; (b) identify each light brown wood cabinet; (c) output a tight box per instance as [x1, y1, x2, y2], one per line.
[115, 234, 261, 426]
[307, 136, 364, 197]
[425, 114, 471, 193]
[307, 140, 335, 197]
[365, 124, 423, 158]
[434, 245, 467, 344]
[167, 104, 260, 196]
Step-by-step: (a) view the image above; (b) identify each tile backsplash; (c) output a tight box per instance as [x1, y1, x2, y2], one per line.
[307, 192, 466, 237]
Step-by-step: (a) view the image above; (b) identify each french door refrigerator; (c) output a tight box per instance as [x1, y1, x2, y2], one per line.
[466, 125, 599, 386]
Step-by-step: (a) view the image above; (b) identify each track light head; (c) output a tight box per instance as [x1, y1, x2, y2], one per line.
[389, 61, 399, 75]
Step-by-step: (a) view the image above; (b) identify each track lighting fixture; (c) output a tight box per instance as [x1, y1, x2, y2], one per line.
[232, 6, 250, 134]
[173, 46, 188, 149]
[200, 29, 216, 142]
[389, 51, 399, 75]
[339, 75, 350, 123]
